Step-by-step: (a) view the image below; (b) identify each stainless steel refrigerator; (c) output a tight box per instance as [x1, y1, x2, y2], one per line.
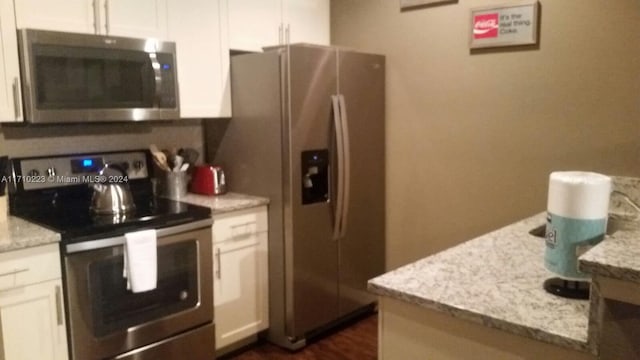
[210, 44, 385, 350]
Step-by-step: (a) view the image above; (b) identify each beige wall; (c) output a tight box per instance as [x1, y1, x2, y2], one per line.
[331, 0, 640, 269]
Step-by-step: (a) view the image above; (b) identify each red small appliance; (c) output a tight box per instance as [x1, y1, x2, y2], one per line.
[190, 165, 227, 195]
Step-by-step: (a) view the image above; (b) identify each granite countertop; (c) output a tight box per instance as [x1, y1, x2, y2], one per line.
[177, 192, 270, 214]
[0, 216, 61, 254]
[579, 227, 640, 284]
[368, 212, 592, 352]
[580, 175, 640, 283]
[0, 192, 268, 254]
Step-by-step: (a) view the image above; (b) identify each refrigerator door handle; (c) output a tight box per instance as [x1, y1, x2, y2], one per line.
[338, 95, 351, 238]
[331, 95, 345, 241]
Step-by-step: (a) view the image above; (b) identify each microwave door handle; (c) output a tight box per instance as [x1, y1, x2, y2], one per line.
[149, 52, 162, 107]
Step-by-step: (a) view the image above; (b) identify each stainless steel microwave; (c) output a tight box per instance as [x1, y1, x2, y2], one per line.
[18, 29, 179, 123]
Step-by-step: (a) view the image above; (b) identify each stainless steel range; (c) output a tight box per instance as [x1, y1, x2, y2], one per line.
[8, 150, 215, 360]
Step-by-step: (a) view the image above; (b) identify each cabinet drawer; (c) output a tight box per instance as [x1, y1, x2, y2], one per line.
[0, 243, 61, 291]
[213, 206, 268, 244]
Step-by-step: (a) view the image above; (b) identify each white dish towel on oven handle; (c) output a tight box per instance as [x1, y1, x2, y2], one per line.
[123, 229, 158, 293]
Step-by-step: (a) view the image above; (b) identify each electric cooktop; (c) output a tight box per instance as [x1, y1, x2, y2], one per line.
[7, 150, 211, 245]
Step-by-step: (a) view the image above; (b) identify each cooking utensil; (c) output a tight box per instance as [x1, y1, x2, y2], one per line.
[178, 148, 199, 166]
[149, 144, 171, 172]
[172, 155, 184, 172]
[90, 163, 136, 215]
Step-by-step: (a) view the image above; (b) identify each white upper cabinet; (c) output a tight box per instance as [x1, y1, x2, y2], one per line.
[282, 0, 329, 46]
[228, 0, 281, 52]
[228, 0, 329, 52]
[14, 0, 168, 38]
[13, 0, 228, 118]
[167, 0, 231, 118]
[102, 0, 168, 38]
[14, 0, 95, 34]
[0, 0, 22, 122]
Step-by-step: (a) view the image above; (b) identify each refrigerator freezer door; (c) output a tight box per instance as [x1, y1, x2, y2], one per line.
[336, 50, 386, 317]
[286, 45, 340, 338]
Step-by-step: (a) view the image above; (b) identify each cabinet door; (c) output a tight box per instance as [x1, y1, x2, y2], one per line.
[104, 0, 168, 38]
[213, 233, 268, 349]
[0, 0, 22, 122]
[0, 280, 68, 360]
[283, 0, 330, 46]
[14, 0, 96, 34]
[167, 0, 230, 118]
[227, 0, 281, 52]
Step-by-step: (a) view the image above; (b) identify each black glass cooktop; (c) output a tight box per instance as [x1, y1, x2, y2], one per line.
[8, 151, 211, 247]
[12, 195, 211, 245]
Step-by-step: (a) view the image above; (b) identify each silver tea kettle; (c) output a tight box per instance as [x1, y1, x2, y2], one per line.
[90, 163, 136, 215]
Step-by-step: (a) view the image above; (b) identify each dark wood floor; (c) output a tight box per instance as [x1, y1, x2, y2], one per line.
[226, 314, 377, 360]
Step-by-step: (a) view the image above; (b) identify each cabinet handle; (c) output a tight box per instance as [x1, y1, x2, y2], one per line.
[0, 268, 28, 278]
[104, 0, 110, 35]
[11, 78, 21, 120]
[215, 248, 221, 279]
[285, 24, 290, 45]
[230, 222, 258, 239]
[55, 285, 63, 326]
[93, 0, 101, 34]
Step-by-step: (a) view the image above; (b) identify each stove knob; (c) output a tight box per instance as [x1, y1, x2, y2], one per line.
[46, 167, 57, 177]
[133, 160, 144, 171]
[28, 169, 40, 177]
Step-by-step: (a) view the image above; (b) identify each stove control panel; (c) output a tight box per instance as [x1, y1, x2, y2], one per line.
[18, 151, 149, 191]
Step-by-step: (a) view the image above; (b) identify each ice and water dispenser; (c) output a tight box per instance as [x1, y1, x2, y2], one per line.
[301, 150, 329, 204]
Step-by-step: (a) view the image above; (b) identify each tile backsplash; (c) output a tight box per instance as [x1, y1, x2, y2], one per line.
[0, 120, 204, 159]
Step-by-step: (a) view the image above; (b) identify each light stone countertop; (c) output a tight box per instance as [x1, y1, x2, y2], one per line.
[0, 216, 61, 254]
[578, 175, 640, 284]
[177, 192, 270, 214]
[0, 192, 268, 254]
[579, 228, 640, 284]
[368, 212, 593, 352]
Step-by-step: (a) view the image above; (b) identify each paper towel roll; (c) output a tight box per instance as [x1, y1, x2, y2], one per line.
[545, 171, 611, 280]
[547, 171, 612, 220]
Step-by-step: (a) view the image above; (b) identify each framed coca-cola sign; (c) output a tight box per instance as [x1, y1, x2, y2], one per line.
[470, 1, 539, 49]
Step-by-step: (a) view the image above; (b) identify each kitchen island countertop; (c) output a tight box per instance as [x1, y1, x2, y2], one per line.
[579, 228, 640, 284]
[0, 216, 61, 254]
[368, 212, 593, 352]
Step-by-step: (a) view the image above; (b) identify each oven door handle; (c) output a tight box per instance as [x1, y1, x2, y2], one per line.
[65, 218, 213, 253]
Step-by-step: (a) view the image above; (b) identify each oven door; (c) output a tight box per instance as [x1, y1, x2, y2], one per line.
[63, 220, 213, 360]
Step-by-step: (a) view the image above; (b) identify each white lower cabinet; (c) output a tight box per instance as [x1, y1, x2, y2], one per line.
[0, 244, 68, 360]
[212, 206, 269, 350]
